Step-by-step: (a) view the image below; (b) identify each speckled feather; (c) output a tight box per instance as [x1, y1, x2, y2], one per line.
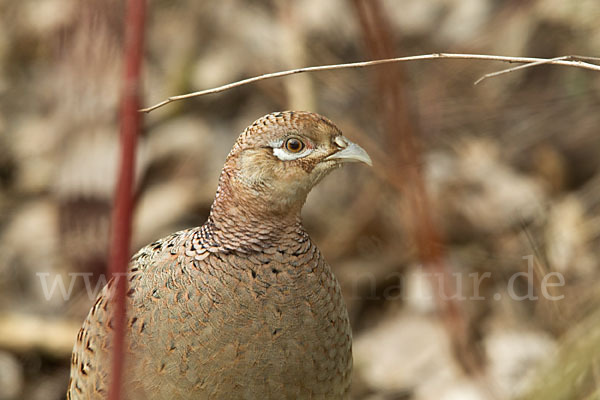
[67, 111, 356, 399]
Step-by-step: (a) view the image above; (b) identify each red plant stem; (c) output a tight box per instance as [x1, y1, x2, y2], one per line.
[108, 0, 146, 399]
[351, 0, 479, 373]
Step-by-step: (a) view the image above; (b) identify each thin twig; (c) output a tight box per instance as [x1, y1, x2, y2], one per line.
[474, 55, 600, 85]
[140, 53, 600, 113]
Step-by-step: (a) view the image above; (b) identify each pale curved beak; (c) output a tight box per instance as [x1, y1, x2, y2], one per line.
[324, 140, 372, 166]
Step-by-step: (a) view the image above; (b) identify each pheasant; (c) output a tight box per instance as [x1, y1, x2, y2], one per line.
[67, 111, 372, 399]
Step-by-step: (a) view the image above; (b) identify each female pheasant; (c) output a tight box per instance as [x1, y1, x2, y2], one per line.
[67, 111, 371, 399]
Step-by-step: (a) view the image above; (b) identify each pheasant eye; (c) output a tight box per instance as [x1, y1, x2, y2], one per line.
[284, 137, 304, 153]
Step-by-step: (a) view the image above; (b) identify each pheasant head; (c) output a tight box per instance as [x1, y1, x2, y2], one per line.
[208, 111, 371, 247]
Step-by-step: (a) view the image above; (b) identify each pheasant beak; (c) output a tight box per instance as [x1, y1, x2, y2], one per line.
[324, 138, 372, 166]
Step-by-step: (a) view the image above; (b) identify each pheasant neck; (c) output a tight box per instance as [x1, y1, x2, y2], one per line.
[206, 179, 306, 250]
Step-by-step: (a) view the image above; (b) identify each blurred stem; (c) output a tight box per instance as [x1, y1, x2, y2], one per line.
[108, 0, 146, 399]
[350, 0, 482, 374]
[520, 308, 600, 400]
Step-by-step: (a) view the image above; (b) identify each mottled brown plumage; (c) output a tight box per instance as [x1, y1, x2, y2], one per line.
[67, 111, 371, 399]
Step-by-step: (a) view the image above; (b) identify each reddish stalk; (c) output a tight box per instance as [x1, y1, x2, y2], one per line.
[351, 0, 481, 373]
[108, 0, 146, 399]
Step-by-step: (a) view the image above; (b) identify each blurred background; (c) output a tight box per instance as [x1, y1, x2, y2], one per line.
[1, 0, 600, 399]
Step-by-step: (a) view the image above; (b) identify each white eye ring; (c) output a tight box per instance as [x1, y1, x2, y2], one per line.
[270, 138, 313, 161]
[272, 146, 313, 161]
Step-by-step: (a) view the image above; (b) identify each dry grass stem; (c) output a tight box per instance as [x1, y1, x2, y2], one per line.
[140, 53, 600, 113]
[474, 55, 600, 85]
